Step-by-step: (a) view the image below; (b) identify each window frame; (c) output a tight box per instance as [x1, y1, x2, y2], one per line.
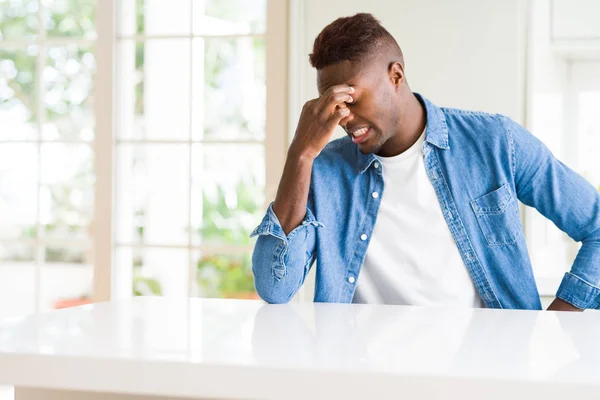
[0, 0, 288, 306]
[0, 1, 98, 312]
[524, 58, 600, 297]
[94, 0, 289, 301]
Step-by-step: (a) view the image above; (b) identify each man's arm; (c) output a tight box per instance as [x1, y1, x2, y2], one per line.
[251, 85, 355, 303]
[273, 85, 354, 234]
[505, 116, 600, 311]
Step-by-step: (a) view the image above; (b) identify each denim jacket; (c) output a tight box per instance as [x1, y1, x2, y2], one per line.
[250, 94, 600, 309]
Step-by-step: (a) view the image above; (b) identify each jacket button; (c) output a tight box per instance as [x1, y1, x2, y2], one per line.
[348, 276, 356, 284]
[360, 234, 367, 241]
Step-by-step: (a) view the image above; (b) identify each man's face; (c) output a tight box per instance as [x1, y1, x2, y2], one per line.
[317, 59, 400, 154]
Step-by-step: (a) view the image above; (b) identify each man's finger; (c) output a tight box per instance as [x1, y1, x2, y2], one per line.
[323, 84, 354, 96]
[320, 92, 354, 115]
[326, 107, 351, 129]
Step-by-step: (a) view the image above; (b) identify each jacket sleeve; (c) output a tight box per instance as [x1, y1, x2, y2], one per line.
[250, 195, 322, 304]
[505, 116, 600, 309]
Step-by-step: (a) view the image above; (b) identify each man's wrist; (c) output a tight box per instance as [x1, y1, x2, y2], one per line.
[547, 297, 583, 312]
[288, 145, 316, 164]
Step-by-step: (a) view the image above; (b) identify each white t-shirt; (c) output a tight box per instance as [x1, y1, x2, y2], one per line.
[353, 131, 483, 308]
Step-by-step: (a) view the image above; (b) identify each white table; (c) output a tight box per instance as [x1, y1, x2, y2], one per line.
[0, 297, 599, 400]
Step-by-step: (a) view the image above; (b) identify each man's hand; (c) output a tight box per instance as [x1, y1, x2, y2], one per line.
[289, 84, 355, 160]
[547, 298, 583, 312]
[271, 84, 355, 236]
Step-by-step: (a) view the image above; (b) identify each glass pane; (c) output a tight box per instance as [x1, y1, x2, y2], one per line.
[43, 45, 96, 141]
[0, 144, 38, 239]
[40, 144, 94, 241]
[0, 243, 35, 319]
[115, 144, 190, 246]
[41, 246, 92, 311]
[115, 247, 189, 297]
[193, 251, 256, 299]
[191, 144, 264, 246]
[117, 40, 190, 140]
[0, 0, 38, 40]
[0, 47, 38, 141]
[43, 0, 96, 39]
[118, 0, 191, 36]
[193, 37, 265, 140]
[193, 0, 266, 35]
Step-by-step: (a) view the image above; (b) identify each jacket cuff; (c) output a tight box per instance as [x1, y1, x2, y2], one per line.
[249, 202, 323, 241]
[556, 272, 600, 309]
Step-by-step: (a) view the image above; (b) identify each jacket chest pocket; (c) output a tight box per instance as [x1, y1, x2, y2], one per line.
[470, 184, 522, 246]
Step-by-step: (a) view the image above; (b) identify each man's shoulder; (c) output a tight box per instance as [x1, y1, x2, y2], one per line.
[440, 106, 504, 123]
[440, 106, 512, 140]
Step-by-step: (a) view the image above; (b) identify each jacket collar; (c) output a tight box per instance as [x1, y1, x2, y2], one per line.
[356, 93, 449, 174]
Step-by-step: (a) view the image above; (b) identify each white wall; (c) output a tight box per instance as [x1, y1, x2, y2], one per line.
[289, 0, 529, 301]
[551, 0, 600, 39]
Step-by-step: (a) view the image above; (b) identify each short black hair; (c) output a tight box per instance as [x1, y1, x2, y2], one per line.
[309, 13, 401, 69]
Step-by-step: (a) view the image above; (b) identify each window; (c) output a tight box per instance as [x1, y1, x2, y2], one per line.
[0, 0, 96, 318]
[0, 0, 286, 317]
[573, 64, 600, 188]
[528, 62, 600, 294]
[527, 0, 600, 294]
[111, 0, 268, 300]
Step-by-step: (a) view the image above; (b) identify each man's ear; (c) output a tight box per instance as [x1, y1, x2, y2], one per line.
[388, 61, 405, 89]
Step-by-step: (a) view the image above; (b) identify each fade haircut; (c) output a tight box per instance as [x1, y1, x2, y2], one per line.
[309, 13, 402, 70]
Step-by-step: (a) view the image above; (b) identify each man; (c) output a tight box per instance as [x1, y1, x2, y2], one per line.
[250, 13, 600, 310]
